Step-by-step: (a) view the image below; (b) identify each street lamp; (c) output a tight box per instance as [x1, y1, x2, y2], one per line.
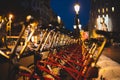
[57, 16, 61, 24]
[26, 15, 33, 22]
[74, 3, 80, 15]
[74, 0, 80, 38]
[7, 14, 13, 36]
[56, 16, 62, 30]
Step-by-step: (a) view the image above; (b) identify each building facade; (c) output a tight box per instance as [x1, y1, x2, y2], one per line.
[30, 0, 58, 26]
[0, 0, 62, 35]
[89, 0, 120, 36]
[0, 0, 57, 26]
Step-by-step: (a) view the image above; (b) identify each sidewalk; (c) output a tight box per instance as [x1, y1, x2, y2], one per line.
[96, 55, 120, 80]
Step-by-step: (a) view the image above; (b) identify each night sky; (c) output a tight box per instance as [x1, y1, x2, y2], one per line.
[50, 0, 91, 30]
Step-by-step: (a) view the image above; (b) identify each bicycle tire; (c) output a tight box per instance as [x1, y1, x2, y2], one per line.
[9, 65, 32, 80]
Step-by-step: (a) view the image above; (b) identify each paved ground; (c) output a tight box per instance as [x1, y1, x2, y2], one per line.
[96, 54, 120, 80]
[103, 46, 120, 63]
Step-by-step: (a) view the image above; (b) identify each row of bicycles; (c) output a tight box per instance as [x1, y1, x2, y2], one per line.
[0, 16, 120, 80]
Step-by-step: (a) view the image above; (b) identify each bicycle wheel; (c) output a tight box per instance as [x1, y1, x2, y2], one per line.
[28, 63, 57, 80]
[8, 65, 32, 80]
[7, 64, 20, 80]
[27, 63, 42, 80]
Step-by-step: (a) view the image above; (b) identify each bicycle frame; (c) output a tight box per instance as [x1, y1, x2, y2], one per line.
[0, 18, 40, 79]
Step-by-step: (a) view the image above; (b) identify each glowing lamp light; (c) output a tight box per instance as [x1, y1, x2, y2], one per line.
[74, 3, 80, 14]
[57, 16, 61, 24]
[9, 14, 13, 20]
[27, 15, 31, 19]
[78, 24, 82, 30]
[73, 25, 77, 29]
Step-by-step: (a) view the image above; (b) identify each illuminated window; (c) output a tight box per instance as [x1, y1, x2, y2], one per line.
[98, 9, 100, 13]
[106, 8, 108, 12]
[102, 8, 105, 13]
[106, 14, 108, 18]
[112, 7, 114, 12]
[102, 15, 105, 18]
[98, 15, 100, 18]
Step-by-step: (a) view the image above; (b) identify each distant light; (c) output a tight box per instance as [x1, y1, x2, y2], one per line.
[57, 16, 61, 24]
[78, 24, 82, 30]
[98, 9, 100, 13]
[78, 19, 80, 24]
[102, 15, 105, 18]
[26, 15, 32, 21]
[9, 14, 13, 20]
[106, 14, 108, 18]
[98, 15, 100, 18]
[63, 26, 65, 29]
[102, 8, 105, 13]
[73, 25, 77, 29]
[112, 7, 115, 12]
[71, 36, 73, 38]
[48, 24, 52, 26]
[106, 8, 108, 12]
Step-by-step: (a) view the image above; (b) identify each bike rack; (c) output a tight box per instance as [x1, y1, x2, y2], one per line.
[0, 16, 114, 80]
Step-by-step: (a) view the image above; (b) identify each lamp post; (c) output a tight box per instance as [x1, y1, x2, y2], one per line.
[74, 0, 80, 38]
